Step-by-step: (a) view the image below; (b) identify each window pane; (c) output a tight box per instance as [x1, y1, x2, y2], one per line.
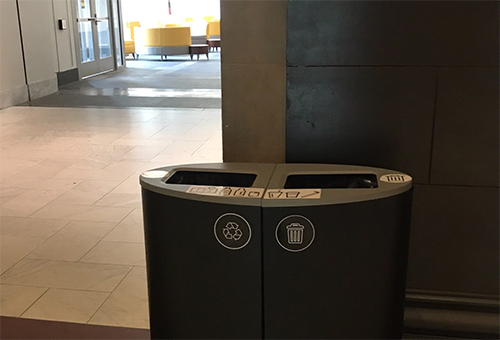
[78, 21, 95, 62]
[95, 0, 109, 17]
[77, 0, 91, 18]
[97, 20, 111, 59]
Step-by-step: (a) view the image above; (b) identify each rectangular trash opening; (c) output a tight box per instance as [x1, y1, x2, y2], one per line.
[284, 174, 378, 189]
[165, 170, 257, 187]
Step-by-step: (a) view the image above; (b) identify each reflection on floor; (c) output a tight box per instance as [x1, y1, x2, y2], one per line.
[0, 105, 222, 329]
[23, 52, 221, 109]
[58, 88, 221, 98]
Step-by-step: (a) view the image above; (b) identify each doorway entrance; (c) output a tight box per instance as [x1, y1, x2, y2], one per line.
[76, 0, 115, 78]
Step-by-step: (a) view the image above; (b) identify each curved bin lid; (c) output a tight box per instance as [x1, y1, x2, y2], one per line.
[140, 163, 276, 207]
[262, 163, 412, 207]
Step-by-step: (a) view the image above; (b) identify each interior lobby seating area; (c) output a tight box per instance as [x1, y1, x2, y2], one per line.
[122, 1, 221, 61]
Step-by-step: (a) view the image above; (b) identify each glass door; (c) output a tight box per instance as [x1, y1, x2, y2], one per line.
[76, 0, 115, 78]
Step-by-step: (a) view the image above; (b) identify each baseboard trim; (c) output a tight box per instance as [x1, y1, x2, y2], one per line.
[27, 77, 58, 100]
[56, 68, 79, 87]
[0, 85, 29, 109]
[404, 290, 499, 339]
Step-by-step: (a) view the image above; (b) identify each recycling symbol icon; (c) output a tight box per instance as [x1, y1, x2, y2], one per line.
[214, 213, 252, 250]
[222, 222, 243, 241]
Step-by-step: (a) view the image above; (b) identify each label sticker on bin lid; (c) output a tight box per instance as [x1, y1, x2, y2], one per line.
[380, 174, 412, 183]
[264, 189, 321, 199]
[186, 186, 264, 198]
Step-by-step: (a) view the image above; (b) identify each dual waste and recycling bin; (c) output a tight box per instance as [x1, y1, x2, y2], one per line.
[140, 163, 413, 339]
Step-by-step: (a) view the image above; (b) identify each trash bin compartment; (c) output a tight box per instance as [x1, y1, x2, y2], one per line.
[263, 194, 412, 339]
[166, 170, 257, 187]
[262, 163, 413, 339]
[284, 174, 378, 189]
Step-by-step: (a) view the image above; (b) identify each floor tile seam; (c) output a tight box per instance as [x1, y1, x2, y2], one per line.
[1, 175, 85, 188]
[17, 286, 50, 318]
[101, 239, 145, 245]
[60, 181, 125, 206]
[78, 288, 114, 325]
[0, 250, 39, 278]
[26, 187, 83, 220]
[193, 138, 216, 155]
[78, 259, 146, 268]
[86, 265, 135, 325]
[0, 190, 29, 207]
[119, 144, 171, 163]
[6, 218, 73, 246]
[74, 209, 137, 263]
[144, 123, 179, 140]
[23, 154, 92, 180]
[23, 220, 118, 261]
[2, 255, 134, 268]
[0, 237, 57, 283]
[0, 282, 117, 294]
[96, 240, 144, 245]
[91, 200, 141, 209]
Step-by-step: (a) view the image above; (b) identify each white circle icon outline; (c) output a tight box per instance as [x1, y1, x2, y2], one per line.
[275, 215, 315, 252]
[214, 213, 252, 250]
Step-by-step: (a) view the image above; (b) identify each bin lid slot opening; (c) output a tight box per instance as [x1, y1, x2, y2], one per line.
[284, 174, 378, 189]
[165, 171, 257, 187]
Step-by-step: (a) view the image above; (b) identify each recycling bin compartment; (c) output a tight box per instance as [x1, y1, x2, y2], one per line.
[165, 170, 257, 187]
[262, 164, 413, 339]
[140, 163, 276, 339]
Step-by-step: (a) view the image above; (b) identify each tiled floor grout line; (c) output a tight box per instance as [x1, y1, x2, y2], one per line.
[75, 210, 134, 263]
[0, 219, 71, 276]
[18, 286, 50, 318]
[85, 265, 135, 325]
[16, 219, 73, 261]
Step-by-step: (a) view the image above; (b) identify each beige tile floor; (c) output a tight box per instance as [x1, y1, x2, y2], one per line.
[0, 105, 222, 328]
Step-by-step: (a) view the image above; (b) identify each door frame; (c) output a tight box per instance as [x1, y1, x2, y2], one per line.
[72, 0, 123, 79]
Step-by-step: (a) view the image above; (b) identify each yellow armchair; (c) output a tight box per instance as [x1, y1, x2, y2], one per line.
[206, 21, 220, 39]
[124, 21, 141, 59]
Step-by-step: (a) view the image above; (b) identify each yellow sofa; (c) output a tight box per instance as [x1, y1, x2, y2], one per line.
[134, 26, 192, 60]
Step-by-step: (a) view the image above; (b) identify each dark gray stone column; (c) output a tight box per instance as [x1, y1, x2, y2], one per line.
[286, 1, 499, 337]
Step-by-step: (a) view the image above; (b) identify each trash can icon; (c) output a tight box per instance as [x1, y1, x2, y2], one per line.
[286, 223, 304, 244]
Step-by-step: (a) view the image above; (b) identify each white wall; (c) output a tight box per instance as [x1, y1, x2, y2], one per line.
[0, 0, 29, 108]
[18, 0, 58, 91]
[0, 0, 79, 108]
[52, 0, 77, 72]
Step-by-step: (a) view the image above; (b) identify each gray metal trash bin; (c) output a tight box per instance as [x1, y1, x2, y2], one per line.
[262, 164, 413, 339]
[140, 163, 413, 339]
[140, 163, 275, 339]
